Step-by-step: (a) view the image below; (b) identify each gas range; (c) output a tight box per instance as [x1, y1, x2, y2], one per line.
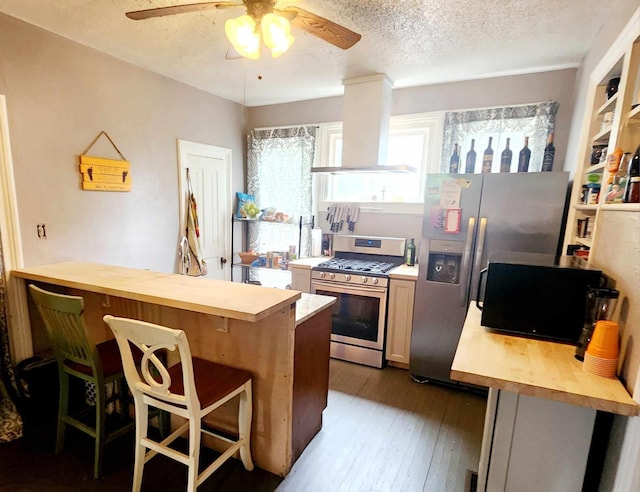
[310, 235, 407, 368]
[311, 235, 407, 286]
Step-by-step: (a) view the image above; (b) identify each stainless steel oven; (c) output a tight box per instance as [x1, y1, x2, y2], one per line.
[311, 235, 406, 368]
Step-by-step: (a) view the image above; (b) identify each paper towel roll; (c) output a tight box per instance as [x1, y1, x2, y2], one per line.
[311, 228, 322, 257]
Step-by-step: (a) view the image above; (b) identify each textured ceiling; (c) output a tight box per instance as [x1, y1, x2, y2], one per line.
[0, 0, 621, 106]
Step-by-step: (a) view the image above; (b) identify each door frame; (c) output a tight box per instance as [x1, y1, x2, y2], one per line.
[177, 139, 232, 280]
[0, 94, 31, 363]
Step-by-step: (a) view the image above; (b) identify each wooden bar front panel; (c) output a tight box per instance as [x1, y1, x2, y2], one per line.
[42, 285, 296, 476]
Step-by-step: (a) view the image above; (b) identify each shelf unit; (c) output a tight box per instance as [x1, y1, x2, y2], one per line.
[563, 26, 640, 266]
[231, 215, 314, 286]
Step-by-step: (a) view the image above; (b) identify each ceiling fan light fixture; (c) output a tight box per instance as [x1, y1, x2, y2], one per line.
[126, 2, 362, 59]
[225, 14, 260, 60]
[261, 13, 294, 58]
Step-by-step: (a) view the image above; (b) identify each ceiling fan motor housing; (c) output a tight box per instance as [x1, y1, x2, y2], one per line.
[245, 0, 276, 21]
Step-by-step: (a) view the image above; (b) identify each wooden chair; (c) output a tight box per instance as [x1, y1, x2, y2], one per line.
[103, 315, 254, 491]
[28, 284, 135, 479]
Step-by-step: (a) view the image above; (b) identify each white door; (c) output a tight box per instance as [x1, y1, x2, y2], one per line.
[178, 140, 231, 281]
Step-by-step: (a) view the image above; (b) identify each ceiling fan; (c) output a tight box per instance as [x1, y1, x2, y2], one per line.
[126, 1, 362, 59]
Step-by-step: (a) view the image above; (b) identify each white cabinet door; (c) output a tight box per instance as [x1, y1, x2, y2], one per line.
[386, 279, 415, 365]
[291, 267, 311, 293]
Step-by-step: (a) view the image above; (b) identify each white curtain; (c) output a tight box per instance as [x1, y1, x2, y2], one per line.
[0, 242, 22, 442]
[442, 102, 559, 173]
[246, 126, 315, 286]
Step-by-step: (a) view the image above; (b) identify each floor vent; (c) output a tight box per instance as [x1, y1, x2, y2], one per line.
[465, 469, 478, 492]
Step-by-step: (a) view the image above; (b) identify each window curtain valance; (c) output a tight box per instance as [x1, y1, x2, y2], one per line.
[441, 101, 559, 173]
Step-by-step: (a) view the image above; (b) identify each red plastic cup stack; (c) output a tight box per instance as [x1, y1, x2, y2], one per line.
[582, 320, 619, 378]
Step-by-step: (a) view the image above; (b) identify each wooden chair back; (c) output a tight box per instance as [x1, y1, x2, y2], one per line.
[103, 315, 199, 414]
[29, 284, 101, 375]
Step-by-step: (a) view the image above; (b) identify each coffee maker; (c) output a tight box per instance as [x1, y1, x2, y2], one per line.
[575, 287, 619, 361]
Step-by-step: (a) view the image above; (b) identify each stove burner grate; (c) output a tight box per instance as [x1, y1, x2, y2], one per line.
[315, 258, 400, 276]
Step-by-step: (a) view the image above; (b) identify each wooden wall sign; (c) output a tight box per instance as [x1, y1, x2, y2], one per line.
[80, 156, 131, 191]
[79, 131, 131, 192]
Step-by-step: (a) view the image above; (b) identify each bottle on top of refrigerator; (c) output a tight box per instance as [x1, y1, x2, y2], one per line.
[465, 139, 477, 173]
[500, 138, 513, 172]
[482, 137, 494, 173]
[541, 132, 555, 172]
[517, 136, 531, 172]
[449, 144, 460, 173]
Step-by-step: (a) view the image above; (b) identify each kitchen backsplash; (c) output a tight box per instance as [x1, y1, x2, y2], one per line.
[314, 207, 423, 256]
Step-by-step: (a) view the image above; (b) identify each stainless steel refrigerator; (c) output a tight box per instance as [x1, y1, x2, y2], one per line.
[410, 172, 569, 385]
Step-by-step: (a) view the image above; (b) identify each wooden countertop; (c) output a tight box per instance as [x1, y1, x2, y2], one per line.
[389, 264, 419, 280]
[288, 257, 328, 269]
[295, 293, 336, 325]
[451, 305, 638, 417]
[13, 261, 301, 323]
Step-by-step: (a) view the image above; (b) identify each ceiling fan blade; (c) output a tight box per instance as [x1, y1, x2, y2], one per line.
[126, 2, 242, 21]
[277, 6, 361, 50]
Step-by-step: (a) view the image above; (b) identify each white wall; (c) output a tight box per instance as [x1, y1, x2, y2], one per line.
[249, 69, 577, 170]
[248, 69, 578, 244]
[0, 12, 245, 273]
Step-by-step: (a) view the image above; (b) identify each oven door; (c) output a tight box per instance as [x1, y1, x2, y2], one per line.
[311, 279, 387, 350]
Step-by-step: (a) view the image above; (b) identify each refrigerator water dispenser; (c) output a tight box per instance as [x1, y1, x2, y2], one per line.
[426, 239, 463, 284]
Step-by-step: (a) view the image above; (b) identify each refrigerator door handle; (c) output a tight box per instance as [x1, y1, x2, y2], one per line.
[472, 217, 488, 288]
[459, 216, 476, 306]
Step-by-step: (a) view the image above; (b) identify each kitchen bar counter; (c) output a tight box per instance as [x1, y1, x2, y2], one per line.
[296, 292, 335, 325]
[12, 262, 335, 476]
[452, 305, 637, 491]
[13, 261, 299, 322]
[451, 305, 637, 416]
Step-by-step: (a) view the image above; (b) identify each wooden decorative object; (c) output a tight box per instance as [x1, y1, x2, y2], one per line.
[79, 131, 131, 192]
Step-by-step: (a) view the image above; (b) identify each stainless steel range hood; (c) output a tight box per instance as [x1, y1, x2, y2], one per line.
[311, 74, 416, 174]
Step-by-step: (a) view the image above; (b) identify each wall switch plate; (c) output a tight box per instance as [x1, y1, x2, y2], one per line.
[36, 223, 46, 239]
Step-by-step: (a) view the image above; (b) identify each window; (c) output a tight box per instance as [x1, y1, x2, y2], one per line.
[441, 102, 559, 173]
[314, 113, 443, 204]
[246, 126, 315, 287]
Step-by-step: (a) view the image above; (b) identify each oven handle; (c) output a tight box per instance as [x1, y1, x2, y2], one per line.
[311, 280, 387, 295]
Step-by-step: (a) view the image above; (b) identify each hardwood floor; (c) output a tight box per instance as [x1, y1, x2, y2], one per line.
[278, 360, 487, 492]
[0, 359, 486, 492]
